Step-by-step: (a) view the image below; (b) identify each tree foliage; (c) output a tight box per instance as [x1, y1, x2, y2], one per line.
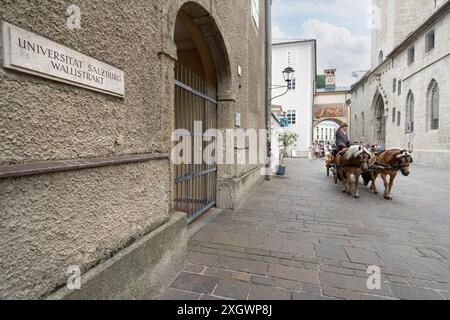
[317, 74, 326, 89]
[279, 131, 299, 165]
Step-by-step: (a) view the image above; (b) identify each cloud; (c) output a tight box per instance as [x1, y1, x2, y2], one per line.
[272, 0, 372, 29]
[272, 25, 287, 40]
[300, 19, 370, 86]
[271, 0, 372, 87]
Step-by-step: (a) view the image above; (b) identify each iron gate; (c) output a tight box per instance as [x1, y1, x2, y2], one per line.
[174, 63, 217, 224]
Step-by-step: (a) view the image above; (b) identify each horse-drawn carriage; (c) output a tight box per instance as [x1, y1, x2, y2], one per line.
[326, 146, 413, 200]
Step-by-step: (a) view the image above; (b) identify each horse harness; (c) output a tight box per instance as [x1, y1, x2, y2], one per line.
[373, 150, 412, 171]
[335, 150, 410, 171]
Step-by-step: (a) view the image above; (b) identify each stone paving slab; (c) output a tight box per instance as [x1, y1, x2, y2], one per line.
[159, 159, 450, 300]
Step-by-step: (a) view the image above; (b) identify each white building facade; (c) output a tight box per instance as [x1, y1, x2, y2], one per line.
[272, 40, 317, 157]
[314, 121, 338, 145]
[350, 0, 450, 167]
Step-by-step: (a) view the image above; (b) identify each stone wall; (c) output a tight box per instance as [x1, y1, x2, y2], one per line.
[0, 0, 267, 299]
[352, 8, 450, 167]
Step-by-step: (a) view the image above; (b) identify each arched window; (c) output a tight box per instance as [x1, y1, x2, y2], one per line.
[379, 51, 384, 64]
[405, 91, 415, 133]
[427, 80, 440, 131]
[361, 112, 365, 139]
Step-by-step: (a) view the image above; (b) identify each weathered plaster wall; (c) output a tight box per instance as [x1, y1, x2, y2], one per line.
[0, 0, 167, 164]
[0, 0, 172, 299]
[0, 160, 170, 299]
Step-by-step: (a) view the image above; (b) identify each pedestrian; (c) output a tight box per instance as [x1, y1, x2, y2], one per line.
[315, 142, 321, 160]
[308, 145, 314, 161]
[324, 144, 331, 158]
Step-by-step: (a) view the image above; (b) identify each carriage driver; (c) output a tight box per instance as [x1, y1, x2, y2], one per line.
[335, 123, 351, 152]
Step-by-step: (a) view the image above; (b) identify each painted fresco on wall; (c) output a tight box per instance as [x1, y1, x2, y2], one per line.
[314, 103, 348, 122]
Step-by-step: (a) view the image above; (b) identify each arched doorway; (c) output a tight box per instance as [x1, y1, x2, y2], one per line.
[373, 92, 386, 148]
[172, 3, 231, 224]
[313, 119, 341, 145]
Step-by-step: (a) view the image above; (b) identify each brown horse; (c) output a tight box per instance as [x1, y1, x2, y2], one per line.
[363, 149, 413, 200]
[336, 146, 375, 198]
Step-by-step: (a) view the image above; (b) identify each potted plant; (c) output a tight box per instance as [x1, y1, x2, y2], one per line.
[277, 131, 299, 176]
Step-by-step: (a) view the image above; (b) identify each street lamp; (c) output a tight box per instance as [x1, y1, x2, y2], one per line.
[271, 67, 296, 101]
[282, 67, 295, 83]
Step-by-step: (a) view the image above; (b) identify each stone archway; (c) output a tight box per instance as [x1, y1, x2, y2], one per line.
[162, 1, 234, 101]
[312, 118, 346, 128]
[312, 119, 342, 145]
[313, 104, 349, 129]
[163, 1, 235, 220]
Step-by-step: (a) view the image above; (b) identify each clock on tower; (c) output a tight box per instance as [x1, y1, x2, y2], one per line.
[324, 69, 336, 90]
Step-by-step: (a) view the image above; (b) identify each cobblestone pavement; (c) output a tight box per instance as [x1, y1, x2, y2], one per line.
[160, 159, 450, 300]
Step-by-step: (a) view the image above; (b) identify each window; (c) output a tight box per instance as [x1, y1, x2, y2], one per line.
[428, 80, 440, 130]
[393, 78, 397, 93]
[251, 0, 260, 30]
[379, 51, 384, 64]
[287, 51, 297, 67]
[397, 111, 401, 127]
[425, 30, 435, 52]
[398, 80, 402, 95]
[361, 112, 365, 138]
[405, 91, 415, 133]
[407, 46, 415, 65]
[287, 110, 297, 125]
[392, 108, 396, 123]
[288, 78, 296, 90]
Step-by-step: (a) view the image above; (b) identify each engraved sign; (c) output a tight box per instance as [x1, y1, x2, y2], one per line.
[2, 22, 125, 97]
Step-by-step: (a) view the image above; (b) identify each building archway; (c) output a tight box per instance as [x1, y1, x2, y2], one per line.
[171, 2, 233, 223]
[164, 1, 234, 100]
[313, 119, 341, 145]
[373, 90, 387, 148]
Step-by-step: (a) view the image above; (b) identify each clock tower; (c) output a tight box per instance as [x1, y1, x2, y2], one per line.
[324, 69, 336, 90]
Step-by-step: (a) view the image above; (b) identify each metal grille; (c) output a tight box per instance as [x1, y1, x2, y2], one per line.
[174, 63, 217, 224]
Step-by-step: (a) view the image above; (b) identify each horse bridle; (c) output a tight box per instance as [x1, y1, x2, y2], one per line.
[373, 151, 412, 170]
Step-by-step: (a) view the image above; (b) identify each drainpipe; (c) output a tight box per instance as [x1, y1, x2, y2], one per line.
[265, 0, 272, 181]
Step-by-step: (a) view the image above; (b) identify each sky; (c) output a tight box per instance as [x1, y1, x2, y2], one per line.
[272, 0, 372, 87]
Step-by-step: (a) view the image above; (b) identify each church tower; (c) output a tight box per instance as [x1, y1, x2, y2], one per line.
[324, 69, 336, 90]
[371, 0, 446, 69]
